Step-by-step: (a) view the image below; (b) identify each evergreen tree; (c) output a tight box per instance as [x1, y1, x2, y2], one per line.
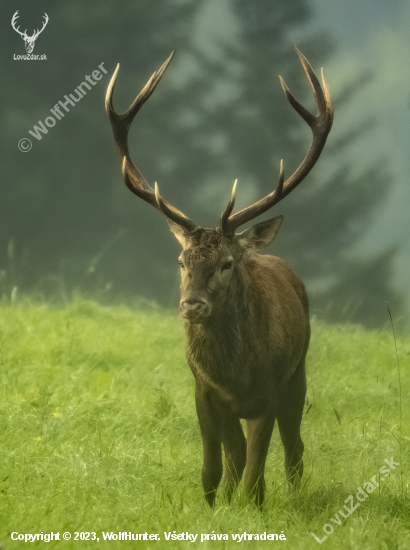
[186, 0, 401, 327]
[0, 0, 401, 325]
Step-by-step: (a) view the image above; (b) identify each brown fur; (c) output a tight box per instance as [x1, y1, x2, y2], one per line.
[175, 226, 310, 507]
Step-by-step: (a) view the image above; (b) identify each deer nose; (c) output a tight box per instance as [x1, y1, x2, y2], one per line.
[180, 299, 207, 319]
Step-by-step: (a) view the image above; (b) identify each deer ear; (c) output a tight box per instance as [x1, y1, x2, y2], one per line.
[167, 219, 189, 248]
[236, 215, 283, 250]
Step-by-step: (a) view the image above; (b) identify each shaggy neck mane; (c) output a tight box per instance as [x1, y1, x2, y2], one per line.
[185, 255, 271, 388]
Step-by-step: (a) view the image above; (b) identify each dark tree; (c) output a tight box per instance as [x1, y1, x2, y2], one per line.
[186, 1, 401, 327]
[0, 0, 401, 326]
[0, 0, 205, 300]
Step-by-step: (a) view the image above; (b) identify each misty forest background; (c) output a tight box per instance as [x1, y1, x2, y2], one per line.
[0, 0, 405, 328]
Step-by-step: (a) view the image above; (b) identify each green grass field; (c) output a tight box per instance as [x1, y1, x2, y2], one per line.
[0, 297, 408, 549]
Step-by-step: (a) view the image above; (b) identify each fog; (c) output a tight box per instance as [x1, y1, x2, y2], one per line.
[1, 0, 409, 329]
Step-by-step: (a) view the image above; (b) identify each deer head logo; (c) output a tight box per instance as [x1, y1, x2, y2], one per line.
[11, 11, 49, 54]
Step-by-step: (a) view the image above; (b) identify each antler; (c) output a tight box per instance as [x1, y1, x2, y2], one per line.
[221, 47, 333, 235]
[106, 53, 197, 232]
[31, 13, 49, 40]
[11, 11, 28, 39]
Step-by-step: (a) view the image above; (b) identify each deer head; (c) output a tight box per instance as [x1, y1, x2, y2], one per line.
[106, 49, 333, 322]
[11, 11, 49, 54]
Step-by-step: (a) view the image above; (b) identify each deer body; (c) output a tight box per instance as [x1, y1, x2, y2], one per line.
[185, 250, 309, 408]
[105, 49, 332, 506]
[172, 227, 310, 506]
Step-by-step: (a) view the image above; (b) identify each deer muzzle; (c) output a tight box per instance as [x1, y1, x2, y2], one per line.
[180, 298, 211, 322]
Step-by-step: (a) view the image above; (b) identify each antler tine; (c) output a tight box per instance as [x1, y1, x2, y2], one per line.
[276, 159, 284, 198]
[154, 182, 196, 229]
[106, 54, 197, 232]
[223, 48, 333, 234]
[220, 179, 237, 233]
[106, 52, 174, 159]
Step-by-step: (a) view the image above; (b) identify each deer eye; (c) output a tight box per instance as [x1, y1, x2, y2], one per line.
[222, 261, 233, 271]
[178, 260, 184, 269]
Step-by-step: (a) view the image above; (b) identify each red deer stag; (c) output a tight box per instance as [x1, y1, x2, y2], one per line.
[106, 49, 333, 507]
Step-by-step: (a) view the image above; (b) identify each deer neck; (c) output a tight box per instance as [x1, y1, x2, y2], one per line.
[183, 266, 262, 389]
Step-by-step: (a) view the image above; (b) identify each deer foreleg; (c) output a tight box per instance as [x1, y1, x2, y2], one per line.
[277, 361, 306, 488]
[195, 383, 223, 506]
[222, 414, 246, 502]
[244, 414, 275, 507]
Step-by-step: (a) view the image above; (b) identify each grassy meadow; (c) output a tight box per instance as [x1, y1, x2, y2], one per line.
[0, 297, 408, 549]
